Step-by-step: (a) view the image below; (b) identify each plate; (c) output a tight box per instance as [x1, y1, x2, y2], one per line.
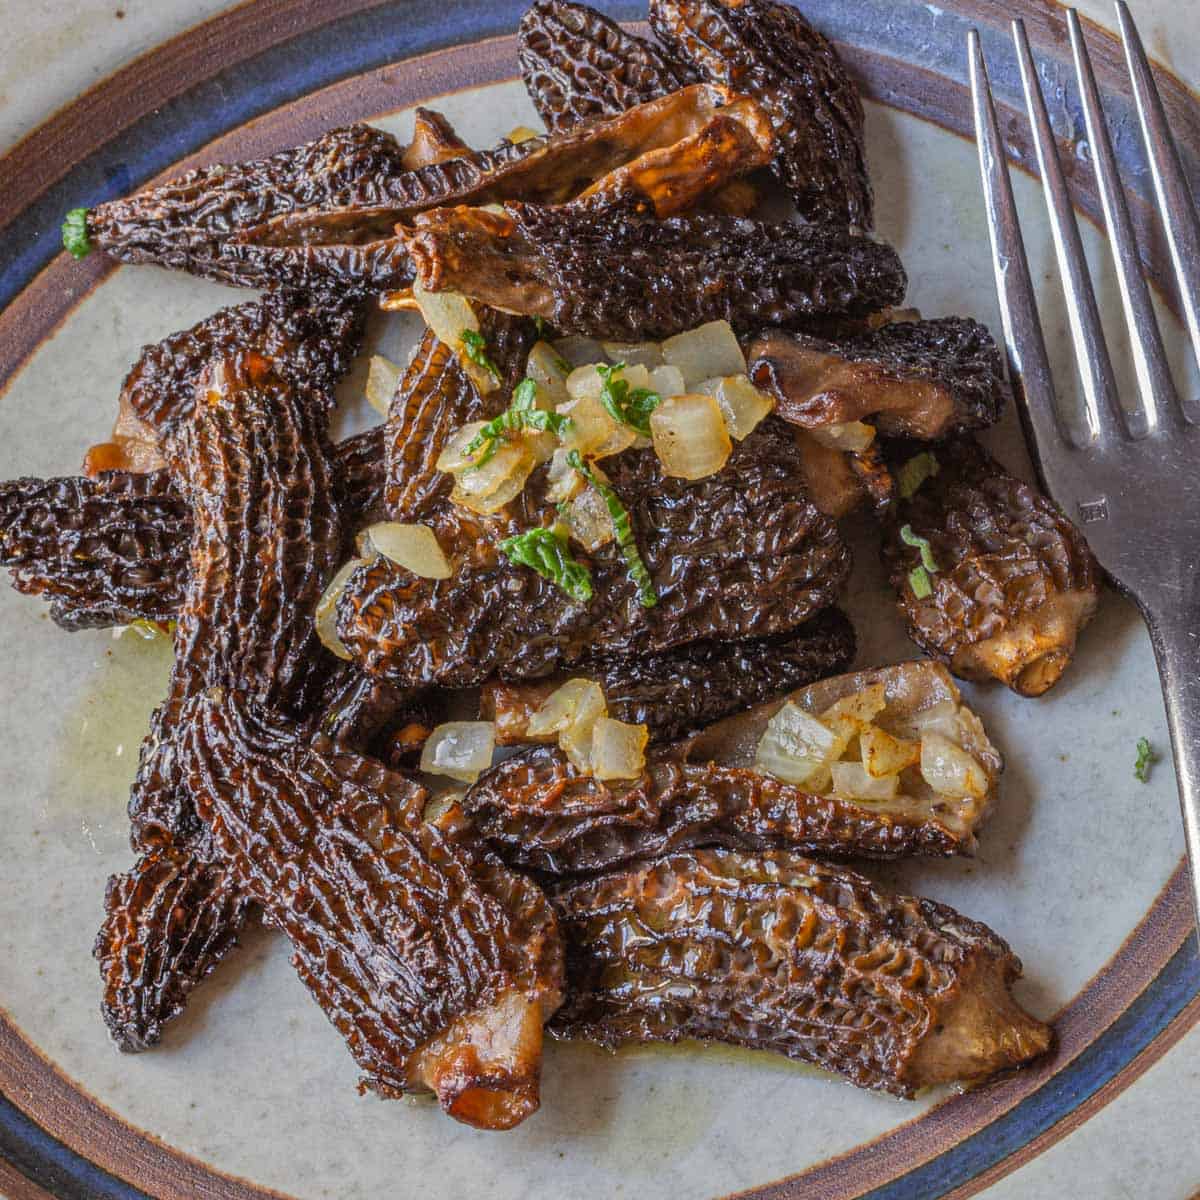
[1, 3, 1198, 1198]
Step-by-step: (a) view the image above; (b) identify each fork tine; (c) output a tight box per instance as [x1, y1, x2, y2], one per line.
[968, 30, 1069, 453]
[1013, 17, 1118, 444]
[1068, 9, 1175, 437]
[1117, 0, 1200, 414]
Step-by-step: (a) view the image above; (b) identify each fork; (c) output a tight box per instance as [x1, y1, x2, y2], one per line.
[969, 3, 1200, 929]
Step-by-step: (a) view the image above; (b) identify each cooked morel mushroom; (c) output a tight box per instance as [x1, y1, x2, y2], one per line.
[550, 848, 1053, 1096]
[882, 437, 1101, 697]
[466, 660, 1002, 875]
[649, 0, 872, 227]
[519, 0, 696, 134]
[482, 606, 856, 746]
[403, 202, 906, 340]
[748, 317, 1007, 443]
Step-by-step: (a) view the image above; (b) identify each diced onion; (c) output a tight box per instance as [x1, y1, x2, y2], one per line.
[356, 522, 452, 579]
[567, 486, 614, 551]
[565, 364, 604, 401]
[527, 679, 606, 738]
[565, 362, 652, 401]
[450, 439, 537, 515]
[365, 355, 402, 416]
[420, 721, 495, 783]
[558, 391, 637, 459]
[905, 699, 962, 741]
[647, 364, 687, 398]
[649, 393, 732, 480]
[546, 447, 586, 504]
[553, 335, 607, 368]
[412, 283, 496, 395]
[527, 428, 560, 464]
[821, 683, 888, 736]
[698, 374, 775, 441]
[755, 701, 840, 787]
[830, 760, 899, 801]
[661, 320, 747, 386]
[589, 717, 649, 781]
[859, 724, 920, 778]
[436, 421, 490, 474]
[920, 733, 989, 799]
[560, 712, 598, 773]
[505, 125, 541, 144]
[315, 558, 368, 661]
[807, 420, 877, 453]
[526, 341, 571, 402]
[602, 341, 665, 369]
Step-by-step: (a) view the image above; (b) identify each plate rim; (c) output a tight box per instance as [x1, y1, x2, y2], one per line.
[0, 4, 1197, 1199]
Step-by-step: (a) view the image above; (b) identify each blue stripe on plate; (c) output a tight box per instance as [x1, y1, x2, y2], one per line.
[0, 2, 1197, 1197]
[0, 1089, 151, 1200]
[0, 0, 642, 313]
[861, 938, 1200, 1200]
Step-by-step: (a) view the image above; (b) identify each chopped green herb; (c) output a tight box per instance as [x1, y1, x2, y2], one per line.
[460, 328, 501, 382]
[1134, 737, 1157, 783]
[908, 566, 933, 599]
[897, 451, 940, 499]
[567, 450, 657, 607]
[62, 208, 92, 259]
[597, 362, 661, 437]
[500, 525, 593, 603]
[464, 378, 572, 470]
[899, 524, 939, 573]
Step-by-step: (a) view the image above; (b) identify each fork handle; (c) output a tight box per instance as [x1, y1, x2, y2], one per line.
[1146, 608, 1200, 930]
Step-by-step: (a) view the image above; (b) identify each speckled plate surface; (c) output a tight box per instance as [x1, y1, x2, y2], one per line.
[1, 3, 1199, 1199]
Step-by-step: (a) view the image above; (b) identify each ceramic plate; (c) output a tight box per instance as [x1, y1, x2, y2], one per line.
[1, 3, 1198, 1198]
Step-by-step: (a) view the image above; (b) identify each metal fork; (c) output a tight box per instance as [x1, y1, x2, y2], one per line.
[969, 3, 1200, 928]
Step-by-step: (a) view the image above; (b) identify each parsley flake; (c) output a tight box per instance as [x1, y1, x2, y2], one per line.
[500, 525, 593, 603]
[62, 208, 92, 259]
[908, 566, 933, 599]
[597, 363, 661, 437]
[464, 378, 572, 470]
[460, 328, 501, 382]
[1134, 737, 1157, 783]
[897, 451, 940, 500]
[567, 450, 657, 607]
[899, 524, 940, 573]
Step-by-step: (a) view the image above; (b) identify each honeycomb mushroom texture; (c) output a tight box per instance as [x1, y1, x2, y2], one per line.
[231, 83, 769, 266]
[0, 471, 188, 630]
[384, 313, 539, 522]
[128, 354, 342, 856]
[313, 664, 427, 757]
[219, 234, 416, 298]
[403, 201, 906, 340]
[518, 0, 697, 134]
[467, 652, 1000, 876]
[882, 437, 1101, 697]
[0, 428, 384, 633]
[649, 0, 872, 227]
[482, 605, 857, 746]
[550, 849, 1053, 1096]
[178, 689, 564, 1130]
[121, 291, 367, 436]
[748, 317, 1007, 442]
[86, 124, 412, 286]
[96, 352, 345, 1052]
[93, 848, 252, 1053]
[336, 419, 851, 688]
